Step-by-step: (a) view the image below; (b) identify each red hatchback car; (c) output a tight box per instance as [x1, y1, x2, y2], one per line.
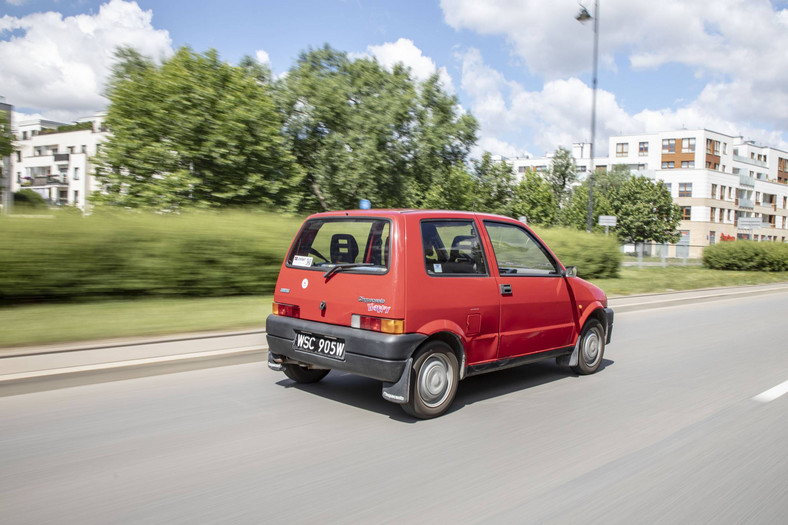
[266, 210, 613, 418]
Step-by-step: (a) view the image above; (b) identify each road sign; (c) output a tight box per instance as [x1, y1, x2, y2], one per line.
[598, 215, 617, 227]
[738, 217, 764, 230]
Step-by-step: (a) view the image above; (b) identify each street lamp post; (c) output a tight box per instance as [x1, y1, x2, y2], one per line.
[577, 1, 599, 233]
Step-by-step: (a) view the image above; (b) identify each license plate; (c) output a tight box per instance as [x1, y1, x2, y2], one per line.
[292, 331, 346, 361]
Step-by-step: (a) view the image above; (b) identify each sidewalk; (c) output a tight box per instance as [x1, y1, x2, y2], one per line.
[3, 283, 788, 384]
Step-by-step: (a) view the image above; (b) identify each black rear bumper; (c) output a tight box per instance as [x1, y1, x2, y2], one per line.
[265, 314, 426, 382]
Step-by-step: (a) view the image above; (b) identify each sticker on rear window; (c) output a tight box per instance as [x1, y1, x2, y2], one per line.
[293, 256, 313, 267]
[433, 263, 442, 273]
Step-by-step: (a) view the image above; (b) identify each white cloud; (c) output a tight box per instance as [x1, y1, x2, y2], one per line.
[357, 38, 455, 93]
[254, 49, 270, 65]
[6, 0, 30, 6]
[0, 0, 172, 120]
[444, 0, 788, 155]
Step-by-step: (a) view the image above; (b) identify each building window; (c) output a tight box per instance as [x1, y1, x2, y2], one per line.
[710, 207, 716, 221]
[16, 151, 21, 162]
[709, 230, 716, 245]
[22, 131, 28, 140]
[681, 206, 692, 220]
[74, 190, 79, 205]
[81, 145, 87, 153]
[719, 208, 724, 222]
[706, 139, 720, 155]
[661, 161, 675, 169]
[681, 160, 695, 169]
[73, 167, 80, 180]
[679, 183, 692, 197]
[616, 143, 628, 157]
[637, 164, 646, 170]
[711, 184, 717, 198]
[664, 182, 672, 194]
[662, 139, 676, 153]
[682, 138, 696, 153]
[639, 142, 648, 156]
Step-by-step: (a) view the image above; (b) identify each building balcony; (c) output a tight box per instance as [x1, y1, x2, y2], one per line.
[739, 174, 755, 186]
[29, 175, 68, 187]
[736, 197, 754, 209]
[54, 153, 70, 163]
[733, 154, 767, 168]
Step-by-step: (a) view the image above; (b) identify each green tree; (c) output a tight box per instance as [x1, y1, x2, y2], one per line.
[546, 146, 577, 206]
[93, 47, 301, 211]
[559, 164, 630, 230]
[0, 120, 13, 159]
[422, 164, 475, 210]
[276, 45, 477, 212]
[467, 153, 516, 216]
[611, 175, 681, 244]
[510, 168, 556, 225]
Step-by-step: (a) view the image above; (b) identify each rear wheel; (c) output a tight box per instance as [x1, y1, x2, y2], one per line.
[282, 363, 330, 384]
[402, 341, 459, 419]
[571, 319, 605, 375]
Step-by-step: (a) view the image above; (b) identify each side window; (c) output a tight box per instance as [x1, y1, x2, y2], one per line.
[421, 220, 487, 276]
[484, 222, 559, 276]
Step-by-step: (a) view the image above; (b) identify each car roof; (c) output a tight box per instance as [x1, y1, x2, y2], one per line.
[307, 209, 518, 222]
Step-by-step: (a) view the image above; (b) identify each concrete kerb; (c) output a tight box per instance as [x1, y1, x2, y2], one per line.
[2, 283, 788, 384]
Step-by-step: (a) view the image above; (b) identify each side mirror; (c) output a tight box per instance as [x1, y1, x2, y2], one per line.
[564, 265, 578, 277]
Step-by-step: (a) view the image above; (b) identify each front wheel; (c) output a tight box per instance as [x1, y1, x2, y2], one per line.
[571, 319, 605, 375]
[402, 341, 459, 419]
[282, 363, 330, 384]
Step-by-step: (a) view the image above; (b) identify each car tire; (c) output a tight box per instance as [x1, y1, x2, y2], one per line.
[282, 363, 330, 384]
[402, 341, 459, 419]
[571, 318, 605, 375]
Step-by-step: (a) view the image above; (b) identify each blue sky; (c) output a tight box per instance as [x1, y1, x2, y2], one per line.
[3, 0, 788, 157]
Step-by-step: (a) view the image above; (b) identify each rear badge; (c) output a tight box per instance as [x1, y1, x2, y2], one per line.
[279, 288, 290, 294]
[302, 278, 309, 289]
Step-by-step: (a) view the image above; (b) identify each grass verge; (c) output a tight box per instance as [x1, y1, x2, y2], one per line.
[1, 296, 271, 348]
[3, 266, 788, 348]
[592, 266, 788, 296]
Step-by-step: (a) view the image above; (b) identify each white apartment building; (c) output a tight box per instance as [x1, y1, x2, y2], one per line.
[507, 129, 788, 257]
[10, 113, 107, 210]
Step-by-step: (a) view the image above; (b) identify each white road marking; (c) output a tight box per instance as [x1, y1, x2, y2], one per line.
[753, 380, 788, 403]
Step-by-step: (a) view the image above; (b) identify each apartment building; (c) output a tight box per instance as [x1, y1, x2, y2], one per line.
[10, 113, 107, 210]
[507, 129, 788, 257]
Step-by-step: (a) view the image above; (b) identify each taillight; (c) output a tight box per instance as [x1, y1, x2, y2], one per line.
[351, 314, 404, 334]
[273, 302, 300, 318]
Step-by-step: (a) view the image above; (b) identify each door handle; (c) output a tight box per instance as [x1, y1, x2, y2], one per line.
[500, 284, 513, 296]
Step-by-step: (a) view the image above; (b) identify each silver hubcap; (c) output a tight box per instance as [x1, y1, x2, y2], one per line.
[418, 355, 453, 408]
[582, 328, 602, 366]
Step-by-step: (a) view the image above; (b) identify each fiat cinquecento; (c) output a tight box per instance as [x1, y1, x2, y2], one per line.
[266, 210, 613, 419]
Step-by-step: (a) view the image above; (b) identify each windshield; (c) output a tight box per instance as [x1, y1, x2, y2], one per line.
[287, 218, 391, 273]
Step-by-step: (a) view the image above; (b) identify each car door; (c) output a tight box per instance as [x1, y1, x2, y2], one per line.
[482, 221, 576, 360]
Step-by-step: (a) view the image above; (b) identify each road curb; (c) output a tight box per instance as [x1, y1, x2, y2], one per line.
[609, 283, 788, 313]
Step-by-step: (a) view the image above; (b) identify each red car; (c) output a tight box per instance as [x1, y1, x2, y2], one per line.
[267, 210, 613, 419]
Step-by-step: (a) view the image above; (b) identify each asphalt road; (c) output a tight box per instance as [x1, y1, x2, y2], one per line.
[2, 292, 787, 524]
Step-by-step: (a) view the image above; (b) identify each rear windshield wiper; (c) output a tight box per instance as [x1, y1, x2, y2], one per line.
[323, 263, 376, 279]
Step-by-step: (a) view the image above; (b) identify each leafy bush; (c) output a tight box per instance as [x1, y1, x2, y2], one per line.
[0, 211, 302, 303]
[534, 227, 622, 279]
[13, 189, 48, 209]
[703, 241, 788, 272]
[1, 212, 623, 304]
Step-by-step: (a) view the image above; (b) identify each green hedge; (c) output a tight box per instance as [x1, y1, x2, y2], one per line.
[0, 211, 302, 303]
[703, 241, 788, 271]
[1, 213, 622, 304]
[534, 227, 622, 279]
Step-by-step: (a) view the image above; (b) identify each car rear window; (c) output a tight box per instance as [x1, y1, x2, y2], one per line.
[287, 218, 391, 273]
